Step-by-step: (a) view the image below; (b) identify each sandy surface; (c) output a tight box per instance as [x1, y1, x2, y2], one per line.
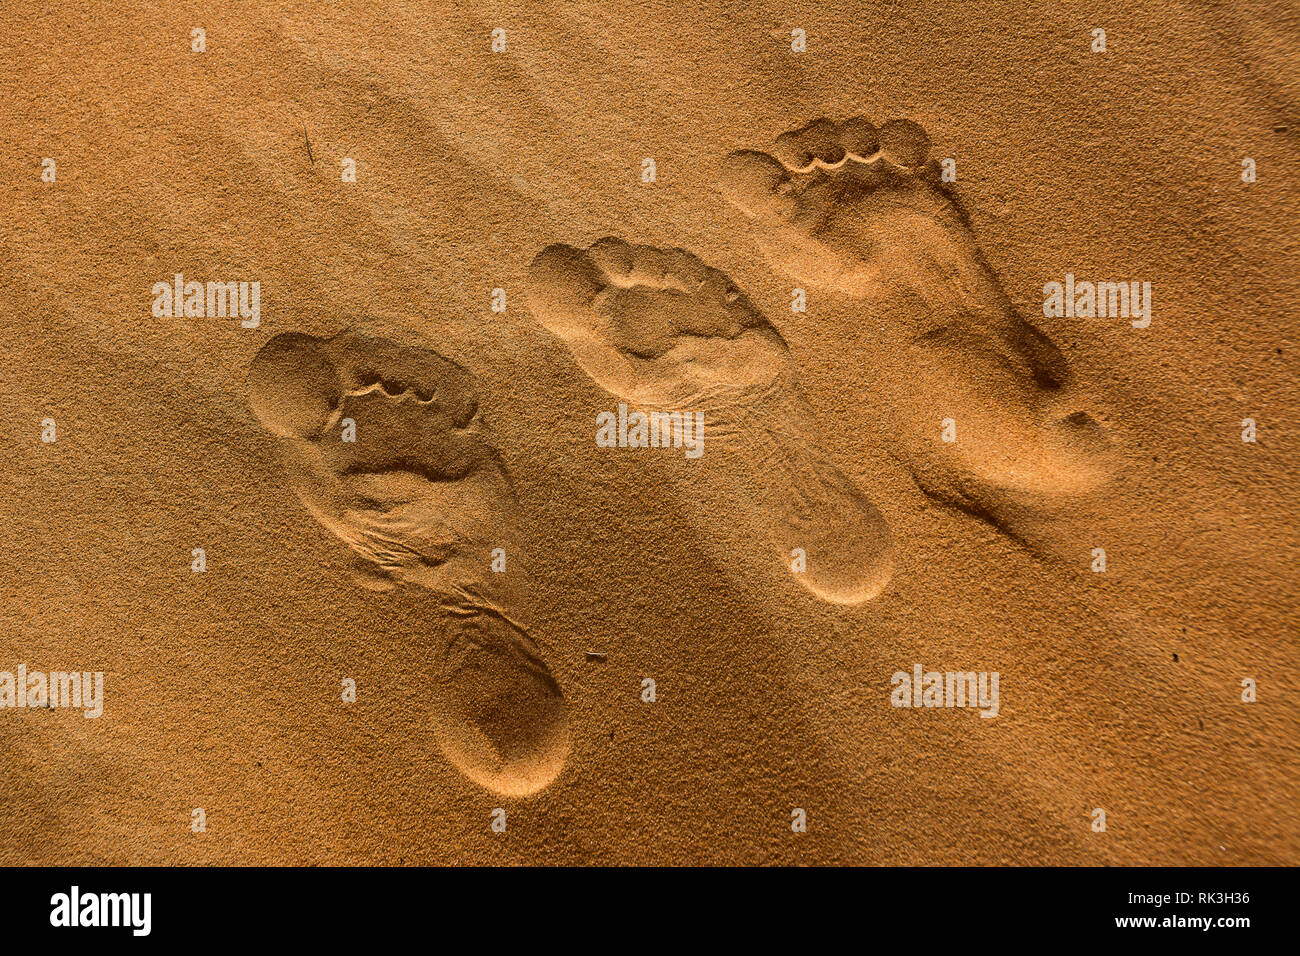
[1, 0, 1297, 865]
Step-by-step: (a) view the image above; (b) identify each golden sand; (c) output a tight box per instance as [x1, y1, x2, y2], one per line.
[0, 1, 1296, 864]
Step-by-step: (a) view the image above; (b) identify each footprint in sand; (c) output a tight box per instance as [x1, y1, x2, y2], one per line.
[245, 330, 569, 797]
[527, 237, 893, 605]
[717, 117, 1116, 548]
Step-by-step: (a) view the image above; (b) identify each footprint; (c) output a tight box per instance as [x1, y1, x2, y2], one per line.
[718, 117, 1116, 546]
[245, 330, 569, 797]
[527, 238, 893, 605]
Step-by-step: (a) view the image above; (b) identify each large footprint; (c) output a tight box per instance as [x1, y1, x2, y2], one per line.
[718, 118, 1116, 547]
[527, 238, 893, 605]
[245, 330, 569, 797]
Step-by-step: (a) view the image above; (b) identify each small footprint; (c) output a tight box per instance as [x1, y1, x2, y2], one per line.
[527, 238, 893, 604]
[718, 117, 1116, 546]
[246, 330, 569, 797]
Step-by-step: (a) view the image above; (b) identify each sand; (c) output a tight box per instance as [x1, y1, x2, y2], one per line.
[0, 0, 1296, 865]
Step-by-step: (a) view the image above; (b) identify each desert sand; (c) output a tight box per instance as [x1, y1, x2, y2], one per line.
[0, 0, 1297, 864]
